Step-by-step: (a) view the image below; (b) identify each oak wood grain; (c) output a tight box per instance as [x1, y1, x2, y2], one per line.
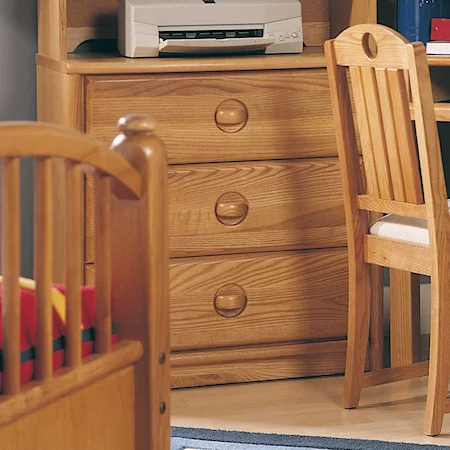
[427, 55, 450, 66]
[167, 159, 346, 257]
[65, 161, 83, 368]
[386, 69, 423, 203]
[35, 0, 386, 406]
[369, 264, 384, 371]
[85, 70, 338, 164]
[411, 102, 450, 122]
[363, 361, 429, 388]
[364, 236, 431, 276]
[0, 116, 169, 450]
[66, 0, 118, 28]
[0, 341, 142, 429]
[390, 270, 421, 366]
[169, 249, 348, 351]
[35, 51, 450, 77]
[0, 124, 141, 196]
[0, 365, 136, 450]
[408, 39, 450, 437]
[334, 24, 410, 69]
[37, 49, 330, 75]
[34, 158, 54, 381]
[1, 158, 21, 394]
[357, 195, 427, 219]
[110, 115, 171, 450]
[36, 66, 84, 283]
[303, 22, 331, 47]
[171, 340, 347, 388]
[326, 23, 450, 436]
[360, 66, 394, 199]
[85, 175, 95, 264]
[94, 174, 112, 354]
[38, 0, 66, 60]
[325, 36, 372, 410]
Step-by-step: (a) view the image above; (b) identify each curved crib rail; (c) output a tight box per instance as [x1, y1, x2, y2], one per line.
[0, 115, 145, 394]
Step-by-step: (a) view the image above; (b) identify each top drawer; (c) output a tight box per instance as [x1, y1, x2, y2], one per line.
[85, 69, 337, 164]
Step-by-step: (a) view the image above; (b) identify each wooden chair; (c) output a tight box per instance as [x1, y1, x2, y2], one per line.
[0, 115, 170, 450]
[325, 24, 450, 436]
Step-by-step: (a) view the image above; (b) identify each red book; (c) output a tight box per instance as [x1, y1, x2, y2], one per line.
[431, 18, 450, 41]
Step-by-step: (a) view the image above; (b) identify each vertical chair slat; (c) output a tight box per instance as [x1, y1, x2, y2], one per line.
[94, 172, 111, 353]
[360, 66, 394, 200]
[387, 69, 424, 204]
[349, 66, 380, 197]
[375, 68, 407, 202]
[65, 161, 83, 367]
[2, 158, 21, 394]
[404, 71, 411, 101]
[34, 158, 54, 380]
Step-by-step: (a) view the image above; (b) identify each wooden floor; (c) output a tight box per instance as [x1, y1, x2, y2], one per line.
[172, 375, 450, 446]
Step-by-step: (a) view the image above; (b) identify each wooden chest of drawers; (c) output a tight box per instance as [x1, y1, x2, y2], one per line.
[37, 53, 350, 387]
[36, 0, 381, 389]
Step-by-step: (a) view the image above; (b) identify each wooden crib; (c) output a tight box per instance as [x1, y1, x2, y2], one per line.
[0, 115, 170, 450]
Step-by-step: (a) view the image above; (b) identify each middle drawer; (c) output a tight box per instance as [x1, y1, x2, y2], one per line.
[169, 158, 346, 257]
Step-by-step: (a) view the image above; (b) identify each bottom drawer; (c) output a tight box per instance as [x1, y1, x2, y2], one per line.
[170, 248, 349, 352]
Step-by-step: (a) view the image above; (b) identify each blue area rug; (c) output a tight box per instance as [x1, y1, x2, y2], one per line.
[171, 427, 450, 450]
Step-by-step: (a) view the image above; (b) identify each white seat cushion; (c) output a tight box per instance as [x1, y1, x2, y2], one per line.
[369, 199, 450, 245]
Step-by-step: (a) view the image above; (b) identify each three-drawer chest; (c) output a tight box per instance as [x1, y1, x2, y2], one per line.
[37, 54, 349, 387]
[36, 0, 377, 388]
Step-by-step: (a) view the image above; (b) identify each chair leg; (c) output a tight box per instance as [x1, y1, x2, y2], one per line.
[424, 278, 450, 436]
[342, 261, 372, 409]
[369, 265, 384, 371]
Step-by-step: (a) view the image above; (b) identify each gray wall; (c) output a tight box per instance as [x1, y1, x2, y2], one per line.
[0, 0, 37, 277]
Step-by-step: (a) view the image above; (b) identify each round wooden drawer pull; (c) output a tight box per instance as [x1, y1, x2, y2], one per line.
[214, 284, 247, 318]
[216, 108, 247, 125]
[215, 99, 248, 133]
[215, 192, 249, 226]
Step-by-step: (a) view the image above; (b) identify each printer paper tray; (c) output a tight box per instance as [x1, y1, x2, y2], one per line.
[159, 37, 275, 54]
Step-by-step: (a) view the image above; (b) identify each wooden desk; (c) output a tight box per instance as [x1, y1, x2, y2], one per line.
[428, 55, 450, 67]
[410, 103, 450, 122]
[434, 104, 450, 122]
[428, 54, 450, 121]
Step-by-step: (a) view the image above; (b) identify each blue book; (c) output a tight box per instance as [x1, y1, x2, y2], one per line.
[397, 0, 450, 43]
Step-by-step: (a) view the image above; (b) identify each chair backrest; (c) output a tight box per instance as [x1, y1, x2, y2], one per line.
[325, 24, 448, 222]
[0, 121, 141, 395]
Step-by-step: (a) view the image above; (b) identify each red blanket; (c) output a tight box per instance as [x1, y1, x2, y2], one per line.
[0, 280, 118, 391]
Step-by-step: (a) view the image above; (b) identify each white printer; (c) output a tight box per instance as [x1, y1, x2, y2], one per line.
[118, 0, 303, 57]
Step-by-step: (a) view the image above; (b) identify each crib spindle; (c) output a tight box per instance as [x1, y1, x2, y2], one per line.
[34, 158, 54, 380]
[2, 158, 21, 394]
[65, 161, 83, 367]
[94, 173, 112, 353]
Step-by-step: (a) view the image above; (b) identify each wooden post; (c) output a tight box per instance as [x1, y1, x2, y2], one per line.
[110, 115, 170, 450]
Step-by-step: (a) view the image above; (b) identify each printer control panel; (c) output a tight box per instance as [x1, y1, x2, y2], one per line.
[264, 17, 303, 54]
[267, 29, 302, 43]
